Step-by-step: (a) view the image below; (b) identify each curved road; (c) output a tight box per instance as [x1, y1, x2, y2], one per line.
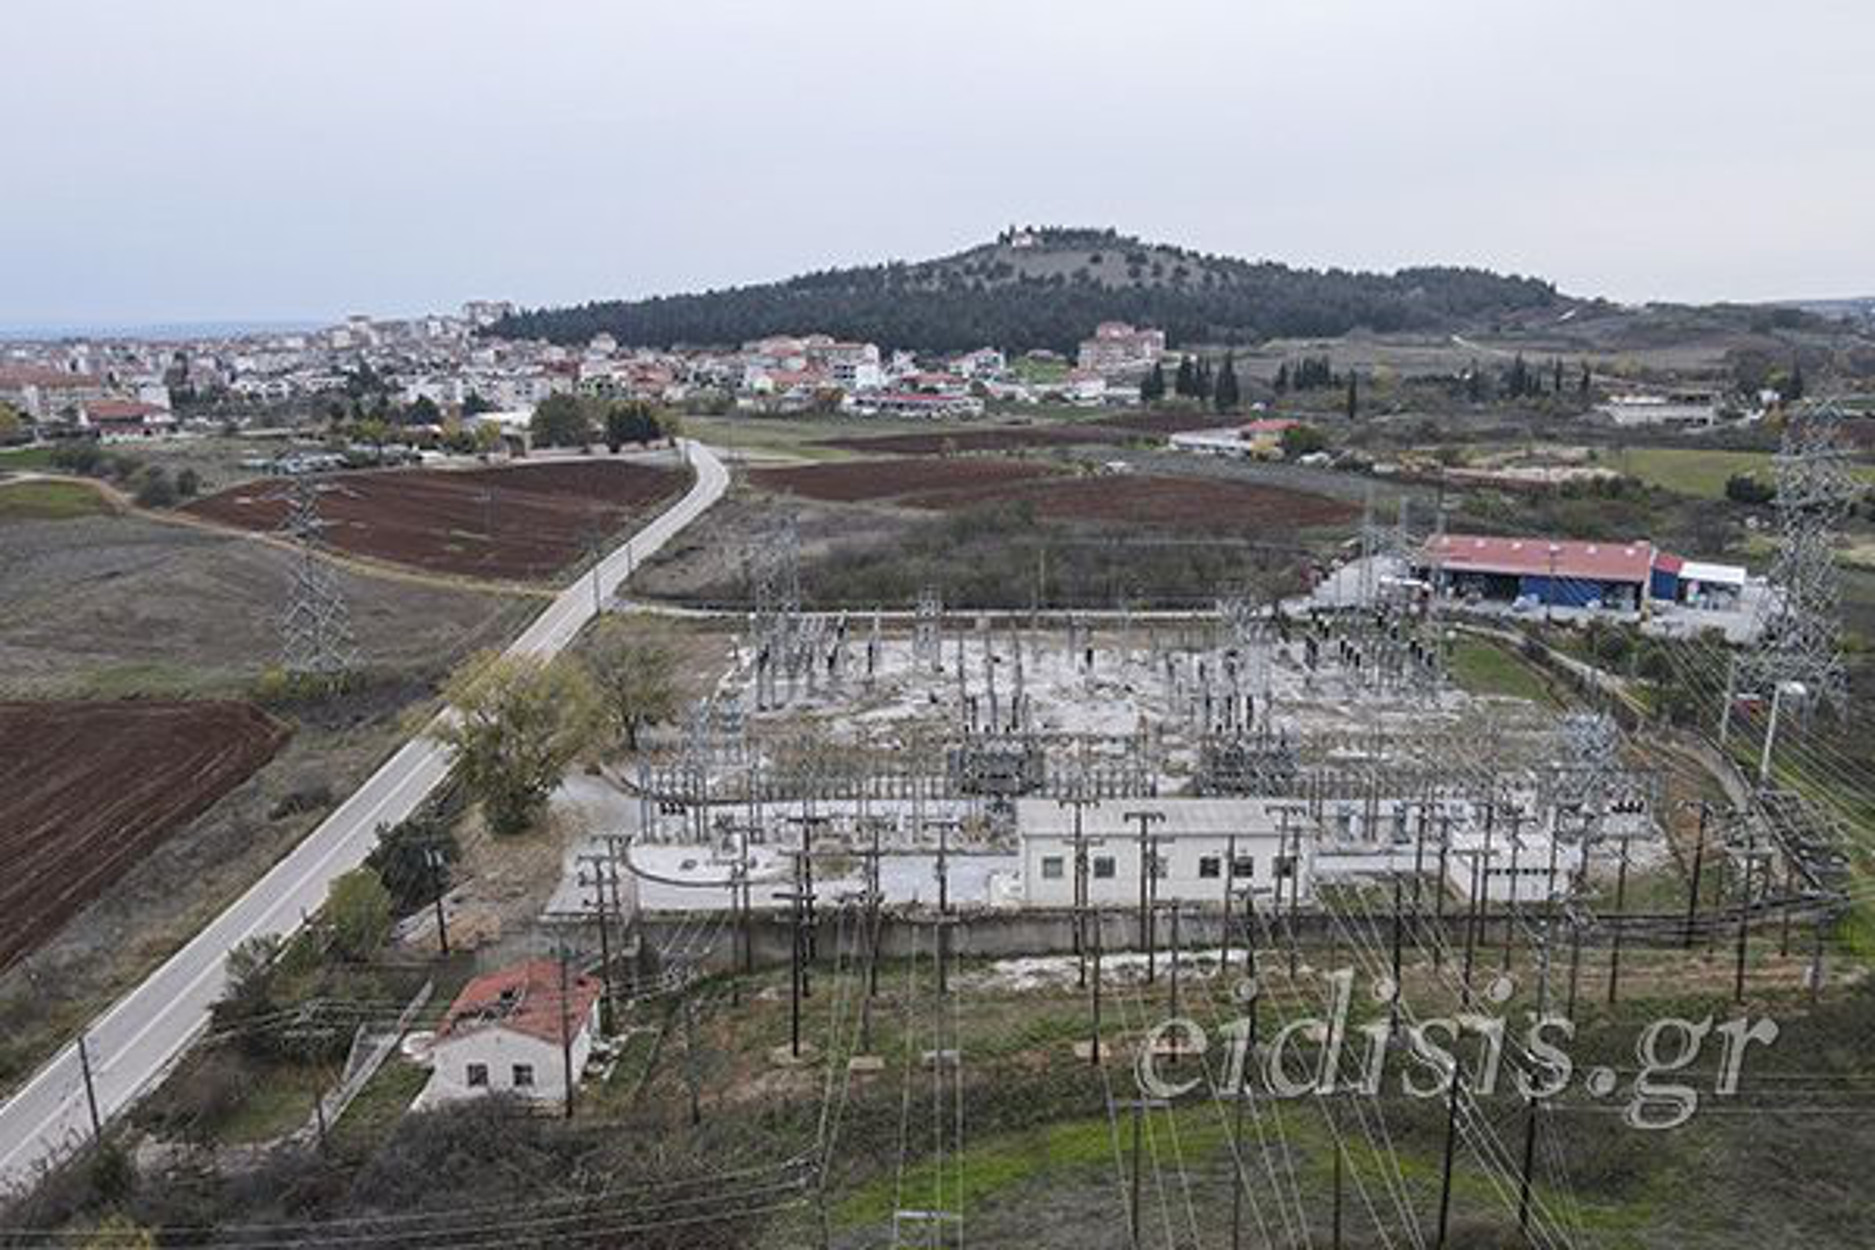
[0, 440, 729, 1193]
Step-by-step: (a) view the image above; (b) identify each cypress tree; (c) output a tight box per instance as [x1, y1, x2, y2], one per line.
[1175, 356, 1196, 397]
[1214, 354, 1240, 412]
[1346, 371, 1359, 420]
[1274, 361, 1290, 394]
[1142, 362, 1166, 403]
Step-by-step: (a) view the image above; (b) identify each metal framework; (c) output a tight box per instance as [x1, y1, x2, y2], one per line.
[277, 476, 358, 680]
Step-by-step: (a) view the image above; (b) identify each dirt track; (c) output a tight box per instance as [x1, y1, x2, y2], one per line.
[751, 457, 1061, 502]
[0, 701, 289, 970]
[185, 459, 686, 581]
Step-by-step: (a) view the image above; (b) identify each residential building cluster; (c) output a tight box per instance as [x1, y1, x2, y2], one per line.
[0, 302, 1171, 442]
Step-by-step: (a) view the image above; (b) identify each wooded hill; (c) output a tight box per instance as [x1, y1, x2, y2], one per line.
[486, 227, 1568, 353]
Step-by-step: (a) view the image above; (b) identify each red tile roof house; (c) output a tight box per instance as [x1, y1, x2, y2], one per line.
[82, 398, 176, 441]
[415, 960, 603, 1109]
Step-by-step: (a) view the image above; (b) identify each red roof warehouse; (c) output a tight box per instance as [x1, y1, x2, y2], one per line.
[1415, 534, 1657, 610]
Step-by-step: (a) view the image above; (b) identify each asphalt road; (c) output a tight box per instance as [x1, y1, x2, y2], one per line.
[0, 440, 729, 1194]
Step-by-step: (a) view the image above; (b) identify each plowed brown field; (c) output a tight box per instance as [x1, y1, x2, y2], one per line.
[0, 701, 289, 968]
[186, 459, 686, 580]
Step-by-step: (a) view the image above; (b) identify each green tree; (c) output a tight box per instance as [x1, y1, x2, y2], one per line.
[1140, 362, 1166, 404]
[434, 652, 602, 834]
[175, 467, 201, 498]
[367, 812, 458, 915]
[530, 394, 595, 449]
[1785, 357, 1806, 402]
[0, 403, 24, 443]
[587, 619, 680, 751]
[1212, 354, 1240, 412]
[1173, 356, 1196, 398]
[325, 868, 393, 961]
[1345, 371, 1359, 420]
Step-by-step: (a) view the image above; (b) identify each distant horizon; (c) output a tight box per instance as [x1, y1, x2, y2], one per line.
[0, 235, 1869, 338]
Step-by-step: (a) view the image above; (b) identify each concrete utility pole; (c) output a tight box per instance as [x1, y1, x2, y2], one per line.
[1124, 808, 1167, 982]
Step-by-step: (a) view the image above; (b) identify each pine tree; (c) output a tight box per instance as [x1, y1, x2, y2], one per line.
[1142, 362, 1166, 403]
[1274, 361, 1290, 394]
[1552, 358, 1565, 394]
[1214, 353, 1240, 412]
[1787, 357, 1806, 402]
[1346, 371, 1359, 420]
[1578, 362, 1591, 396]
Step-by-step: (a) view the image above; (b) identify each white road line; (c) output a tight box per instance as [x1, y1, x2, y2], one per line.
[0, 441, 729, 1192]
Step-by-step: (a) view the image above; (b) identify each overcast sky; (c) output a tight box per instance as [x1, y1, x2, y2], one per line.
[6, 0, 1871, 326]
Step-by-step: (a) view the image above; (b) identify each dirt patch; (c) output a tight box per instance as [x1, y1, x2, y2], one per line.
[750, 458, 1063, 503]
[0, 513, 524, 697]
[185, 458, 686, 581]
[1091, 410, 1238, 435]
[0, 701, 289, 969]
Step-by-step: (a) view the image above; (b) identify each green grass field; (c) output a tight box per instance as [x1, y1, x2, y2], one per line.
[0, 444, 59, 472]
[1447, 636, 1555, 703]
[1614, 445, 1875, 500]
[0, 478, 111, 521]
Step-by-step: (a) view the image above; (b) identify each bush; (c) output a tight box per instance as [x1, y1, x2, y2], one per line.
[325, 868, 393, 962]
[50, 441, 103, 475]
[133, 466, 176, 508]
[174, 467, 200, 498]
[1725, 472, 1775, 506]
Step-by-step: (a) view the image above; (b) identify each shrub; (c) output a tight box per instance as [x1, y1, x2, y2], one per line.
[133, 466, 176, 508]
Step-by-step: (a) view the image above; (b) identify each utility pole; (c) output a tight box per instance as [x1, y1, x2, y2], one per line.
[1221, 834, 1237, 973]
[1121, 1098, 1170, 1248]
[1061, 792, 1101, 986]
[1735, 830, 1759, 1004]
[1684, 801, 1709, 950]
[1125, 808, 1166, 982]
[77, 1034, 102, 1147]
[1435, 1055, 1466, 1249]
[1089, 908, 1104, 1066]
[557, 946, 577, 1120]
[1607, 836, 1631, 1005]
[426, 842, 451, 956]
[578, 853, 616, 1032]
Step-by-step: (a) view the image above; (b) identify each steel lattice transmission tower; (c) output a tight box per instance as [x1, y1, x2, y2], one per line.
[1744, 400, 1858, 712]
[277, 477, 359, 681]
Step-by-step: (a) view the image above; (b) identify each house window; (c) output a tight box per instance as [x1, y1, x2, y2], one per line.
[1232, 856, 1255, 879]
[1198, 856, 1222, 879]
[1041, 856, 1065, 880]
[466, 1063, 489, 1088]
[1092, 855, 1116, 879]
[512, 1064, 535, 1088]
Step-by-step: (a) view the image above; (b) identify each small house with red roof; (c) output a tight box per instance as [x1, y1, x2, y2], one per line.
[417, 959, 604, 1108]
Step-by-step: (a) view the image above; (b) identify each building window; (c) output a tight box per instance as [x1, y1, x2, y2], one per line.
[466, 1063, 488, 1088]
[1092, 856, 1116, 879]
[1198, 856, 1222, 879]
[1041, 856, 1065, 880]
[512, 1064, 535, 1088]
[1232, 856, 1255, 879]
